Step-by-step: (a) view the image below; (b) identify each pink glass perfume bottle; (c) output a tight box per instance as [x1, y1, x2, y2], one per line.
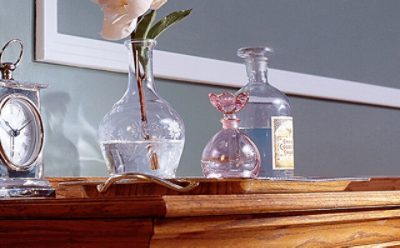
[201, 92, 260, 178]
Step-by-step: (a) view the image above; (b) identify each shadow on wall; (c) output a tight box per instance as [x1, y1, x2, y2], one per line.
[41, 92, 80, 176]
[42, 91, 108, 177]
[75, 103, 107, 176]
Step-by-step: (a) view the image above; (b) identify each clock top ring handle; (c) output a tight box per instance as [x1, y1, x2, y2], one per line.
[0, 39, 24, 80]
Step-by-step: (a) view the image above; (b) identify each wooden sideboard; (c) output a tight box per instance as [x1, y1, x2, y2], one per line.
[2, 177, 400, 247]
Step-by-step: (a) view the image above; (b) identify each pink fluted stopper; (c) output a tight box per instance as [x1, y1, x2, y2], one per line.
[209, 92, 249, 114]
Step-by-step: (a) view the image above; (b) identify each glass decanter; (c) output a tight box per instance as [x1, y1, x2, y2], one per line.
[98, 39, 185, 178]
[236, 47, 294, 178]
[201, 92, 260, 178]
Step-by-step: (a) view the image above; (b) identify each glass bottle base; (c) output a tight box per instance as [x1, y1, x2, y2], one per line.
[101, 140, 184, 179]
[0, 178, 55, 198]
[271, 169, 294, 179]
[201, 161, 259, 179]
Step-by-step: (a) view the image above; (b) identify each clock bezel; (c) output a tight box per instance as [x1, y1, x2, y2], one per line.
[0, 94, 44, 171]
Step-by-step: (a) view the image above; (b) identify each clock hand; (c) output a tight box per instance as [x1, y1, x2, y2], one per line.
[5, 120, 31, 137]
[17, 120, 31, 132]
[0, 118, 14, 134]
[4, 120, 20, 137]
[10, 135, 14, 159]
[4, 120, 15, 132]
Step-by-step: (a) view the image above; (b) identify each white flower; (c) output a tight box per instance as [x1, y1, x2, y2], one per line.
[150, 0, 167, 10]
[93, 0, 152, 40]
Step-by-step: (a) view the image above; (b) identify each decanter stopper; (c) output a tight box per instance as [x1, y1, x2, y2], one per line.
[201, 92, 260, 178]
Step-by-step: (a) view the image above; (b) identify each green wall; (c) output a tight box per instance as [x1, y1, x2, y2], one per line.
[1, 0, 400, 178]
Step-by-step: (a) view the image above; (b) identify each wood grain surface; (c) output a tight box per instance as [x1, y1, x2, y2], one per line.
[0, 197, 166, 219]
[0, 219, 153, 248]
[163, 191, 400, 217]
[351, 241, 400, 247]
[152, 217, 400, 247]
[49, 177, 400, 199]
[3, 177, 400, 247]
[50, 177, 366, 198]
[153, 209, 400, 247]
[154, 209, 400, 235]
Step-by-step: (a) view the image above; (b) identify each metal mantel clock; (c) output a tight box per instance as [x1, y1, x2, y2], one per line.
[0, 39, 54, 197]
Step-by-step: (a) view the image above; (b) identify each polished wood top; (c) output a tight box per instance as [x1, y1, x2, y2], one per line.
[1, 177, 400, 219]
[3, 177, 400, 247]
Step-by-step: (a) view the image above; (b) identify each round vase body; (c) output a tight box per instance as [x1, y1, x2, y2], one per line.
[201, 128, 260, 178]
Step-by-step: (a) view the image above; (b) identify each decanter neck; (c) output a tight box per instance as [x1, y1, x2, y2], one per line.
[238, 47, 272, 84]
[244, 57, 269, 84]
[125, 39, 157, 96]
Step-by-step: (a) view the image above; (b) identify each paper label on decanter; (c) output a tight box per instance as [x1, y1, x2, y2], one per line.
[271, 116, 294, 170]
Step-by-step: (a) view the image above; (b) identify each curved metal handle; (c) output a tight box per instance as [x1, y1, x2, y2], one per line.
[0, 39, 23, 66]
[97, 173, 199, 193]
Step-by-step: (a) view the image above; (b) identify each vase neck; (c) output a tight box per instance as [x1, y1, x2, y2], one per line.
[238, 47, 272, 84]
[125, 39, 157, 96]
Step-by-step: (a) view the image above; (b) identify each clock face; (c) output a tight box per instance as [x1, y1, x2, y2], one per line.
[0, 95, 43, 170]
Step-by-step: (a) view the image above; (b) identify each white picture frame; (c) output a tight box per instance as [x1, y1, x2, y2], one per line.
[36, 0, 400, 108]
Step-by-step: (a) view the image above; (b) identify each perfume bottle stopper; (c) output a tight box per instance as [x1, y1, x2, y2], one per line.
[209, 92, 249, 129]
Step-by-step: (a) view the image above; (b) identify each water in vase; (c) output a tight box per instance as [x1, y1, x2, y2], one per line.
[101, 140, 184, 178]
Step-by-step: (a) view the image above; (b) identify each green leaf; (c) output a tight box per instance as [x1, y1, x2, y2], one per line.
[134, 10, 157, 39]
[148, 9, 192, 40]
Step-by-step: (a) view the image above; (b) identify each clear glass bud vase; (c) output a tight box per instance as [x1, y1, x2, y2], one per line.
[236, 47, 294, 178]
[98, 39, 185, 178]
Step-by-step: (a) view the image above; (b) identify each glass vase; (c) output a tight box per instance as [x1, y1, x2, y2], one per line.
[98, 39, 185, 178]
[236, 47, 294, 178]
